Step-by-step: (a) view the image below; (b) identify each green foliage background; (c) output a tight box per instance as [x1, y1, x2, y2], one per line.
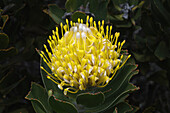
[0, 0, 170, 112]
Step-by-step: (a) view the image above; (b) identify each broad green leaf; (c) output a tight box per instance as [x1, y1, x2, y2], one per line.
[116, 102, 133, 113]
[103, 94, 129, 113]
[103, 64, 138, 97]
[71, 11, 86, 22]
[49, 95, 78, 113]
[53, 90, 72, 102]
[154, 41, 170, 61]
[76, 92, 105, 107]
[65, 0, 83, 12]
[87, 65, 139, 112]
[109, 83, 138, 108]
[0, 33, 9, 49]
[25, 82, 52, 113]
[113, 94, 129, 106]
[48, 4, 65, 24]
[84, 83, 138, 113]
[89, 0, 109, 21]
[84, 68, 139, 112]
[31, 101, 46, 113]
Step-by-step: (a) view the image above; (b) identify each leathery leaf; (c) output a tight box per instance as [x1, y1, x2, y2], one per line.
[76, 92, 105, 108]
[49, 95, 78, 113]
[25, 82, 52, 113]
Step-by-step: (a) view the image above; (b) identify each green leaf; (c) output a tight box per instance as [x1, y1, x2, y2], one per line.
[0, 76, 25, 95]
[148, 70, 169, 87]
[132, 1, 145, 11]
[9, 108, 28, 113]
[141, 14, 157, 36]
[116, 102, 133, 113]
[115, 22, 132, 28]
[142, 106, 155, 113]
[83, 66, 139, 113]
[49, 95, 78, 113]
[103, 94, 129, 113]
[65, 0, 83, 12]
[84, 83, 138, 113]
[132, 52, 151, 62]
[89, 0, 109, 20]
[25, 82, 52, 113]
[40, 56, 70, 102]
[31, 101, 46, 113]
[113, 108, 118, 113]
[0, 15, 9, 30]
[71, 11, 86, 22]
[152, 0, 170, 25]
[0, 33, 9, 49]
[110, 83, 138, 108]
[154, 41, 170, 61]
[129, 0, 139, 6]
[112, 0, 125, 6]
[48, 4, 65, 24]
[103, 64, 138, 97]
[127, 105, 139, 113]
[0, 47, 17, 60]
[133, 8, 142, 20]
[40, 56, 60, 93]
[53, 90, 72, 102]
[0, 106, 4, 113]
[76, 92, 105, 107]
[108, 14, 124, 21]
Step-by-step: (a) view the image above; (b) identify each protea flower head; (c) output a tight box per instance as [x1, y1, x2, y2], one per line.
[40, 16, 130, 95]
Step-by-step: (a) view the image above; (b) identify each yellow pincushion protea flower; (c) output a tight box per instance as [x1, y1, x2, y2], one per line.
[40, 16, 130, 95]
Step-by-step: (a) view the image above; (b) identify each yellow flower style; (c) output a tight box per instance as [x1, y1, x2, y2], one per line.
[40, 16, 130, 95]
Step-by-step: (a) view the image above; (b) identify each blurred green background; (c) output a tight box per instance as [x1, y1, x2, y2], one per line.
[0, 0, 170, 112]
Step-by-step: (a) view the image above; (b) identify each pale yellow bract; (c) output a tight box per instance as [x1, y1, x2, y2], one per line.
[40, 16, 130, 95]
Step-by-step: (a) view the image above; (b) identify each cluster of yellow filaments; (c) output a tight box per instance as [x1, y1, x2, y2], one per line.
[40, 16, 131, 95]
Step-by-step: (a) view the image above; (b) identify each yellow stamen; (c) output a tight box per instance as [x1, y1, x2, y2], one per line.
[90, 17, 93, 26]
[66, 19, 69, 31]
[86, 16, 89, 27]
[60, 23, 63, 37]
[40, 16, 130, 95]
